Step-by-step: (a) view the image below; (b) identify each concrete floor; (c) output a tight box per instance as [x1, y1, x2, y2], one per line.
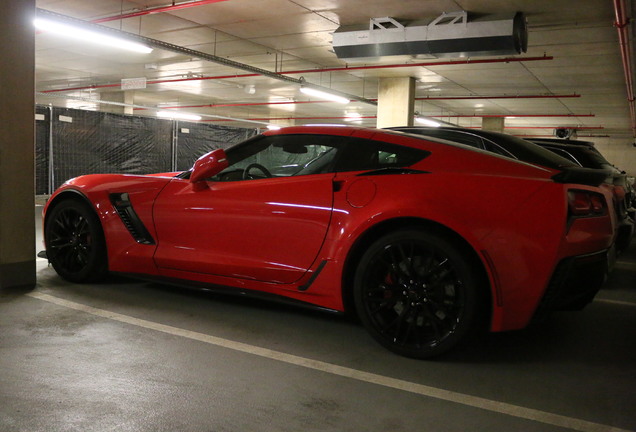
[0, 206, 634, 432]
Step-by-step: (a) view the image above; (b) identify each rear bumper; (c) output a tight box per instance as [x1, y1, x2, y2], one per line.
[533, 249, 608, 322]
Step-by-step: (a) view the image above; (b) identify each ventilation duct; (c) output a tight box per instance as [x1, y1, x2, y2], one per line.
[332, 12, 528, 61]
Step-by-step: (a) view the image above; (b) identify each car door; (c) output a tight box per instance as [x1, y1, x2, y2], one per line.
[152, 134, 339, 284]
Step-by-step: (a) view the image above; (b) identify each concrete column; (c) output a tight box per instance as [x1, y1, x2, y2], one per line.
[0, 0, 36, 289]
[376, 77, 415, 128]
[482, 117, 505, 132]
[100, 91, 134, 115]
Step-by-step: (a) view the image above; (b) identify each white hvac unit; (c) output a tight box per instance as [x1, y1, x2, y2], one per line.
[332, 11, 528, 61]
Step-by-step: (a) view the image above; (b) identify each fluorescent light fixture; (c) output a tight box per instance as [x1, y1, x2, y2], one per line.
[34, 18, 153, 54]
[415, 117, 441, 127]
[157, 111, 202, 121]
[266, 124, 281, 130]
[300, 86, 349, 104]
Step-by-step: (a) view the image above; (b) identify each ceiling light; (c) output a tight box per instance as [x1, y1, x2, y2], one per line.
[157, 111, 202, 121]
[300, 86, 350, 104]
[266, 125, 281, 130]
[415, 117, 441, 127]
[33, 17, 153, 54]
[344, 112, 363, 122]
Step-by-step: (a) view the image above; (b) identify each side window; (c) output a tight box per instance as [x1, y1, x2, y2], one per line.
[482, 140, 516, 158]
[333, 137, 429, 172]
[544, 146, 581, 165]
[213, 135, 341, 181]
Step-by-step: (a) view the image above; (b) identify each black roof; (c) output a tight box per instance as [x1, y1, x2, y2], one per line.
[387, 126, 578, 170]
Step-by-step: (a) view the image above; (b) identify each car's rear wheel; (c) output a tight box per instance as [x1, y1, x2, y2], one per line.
[45, 199, 107, 283]
[354, 229, 482, 359]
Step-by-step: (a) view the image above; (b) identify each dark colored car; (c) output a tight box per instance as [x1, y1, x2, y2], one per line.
[528, 138, 635, 252]
[389, 127, 633, 254]
[387, 126, 579, 169]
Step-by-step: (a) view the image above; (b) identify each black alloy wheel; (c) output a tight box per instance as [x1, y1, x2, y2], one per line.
[354, 229, 482, 359]
[45, 199, 107, 283]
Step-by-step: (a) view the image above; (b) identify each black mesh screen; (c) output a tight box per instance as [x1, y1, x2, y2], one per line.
[176, 121, 257, 171]
[51, 108, 173, 188]
[35, 106, 258, 191]
[35, 106, 50, 194]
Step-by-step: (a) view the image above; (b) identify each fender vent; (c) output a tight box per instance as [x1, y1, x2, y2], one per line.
[110, 193, 155, 245]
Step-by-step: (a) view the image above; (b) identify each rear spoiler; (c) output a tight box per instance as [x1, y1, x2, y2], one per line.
[551, 167, 612, 187]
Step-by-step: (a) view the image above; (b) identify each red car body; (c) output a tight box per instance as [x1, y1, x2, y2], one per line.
[42, 126, 615, 357]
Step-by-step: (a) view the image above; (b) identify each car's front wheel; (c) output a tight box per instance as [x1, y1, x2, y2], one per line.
[354, 229, 484, 359]
[45, 199, 108, 283]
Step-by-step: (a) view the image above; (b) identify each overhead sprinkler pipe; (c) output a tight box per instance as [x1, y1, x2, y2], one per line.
[91, 0, 229, 23]
[613, 0, 636, 137]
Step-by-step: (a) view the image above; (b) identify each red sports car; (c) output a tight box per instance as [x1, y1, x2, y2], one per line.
[42, 126, 615, 358]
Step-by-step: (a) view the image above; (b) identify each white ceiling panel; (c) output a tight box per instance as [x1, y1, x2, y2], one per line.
[33, 0, 635, 140]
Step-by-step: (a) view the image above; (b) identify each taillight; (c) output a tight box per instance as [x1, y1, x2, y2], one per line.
[568, 190, 607, 217]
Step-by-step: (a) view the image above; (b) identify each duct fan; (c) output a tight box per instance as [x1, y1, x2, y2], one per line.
[332, 11, 528, 61]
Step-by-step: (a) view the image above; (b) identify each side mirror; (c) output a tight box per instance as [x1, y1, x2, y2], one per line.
[189, 148, 229, 183]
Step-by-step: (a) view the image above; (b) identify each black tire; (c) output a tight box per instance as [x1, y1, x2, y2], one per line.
[353, 229, 483, 359]
[45, 199, 108, 283]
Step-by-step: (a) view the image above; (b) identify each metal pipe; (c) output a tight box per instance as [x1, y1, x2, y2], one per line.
[280, 56, 553, 75]
[416, 94, 580, 101]
[464, 126, 604, 130]
[128, 94, 580, 110]
[35, 9, 377, 107]
[36, 92, 273, 126]
[514, 134, 610, 138]
[200, 114, 594, 122]
[38, 52, 554, 97]
[91, 0, 229, 23]
[613, 0, 636, 137]
[431, 114, 595, 118]
[47, 105, 54, 194]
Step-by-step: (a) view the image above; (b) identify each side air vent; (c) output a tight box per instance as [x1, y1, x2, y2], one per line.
[109, 193, 155, 245]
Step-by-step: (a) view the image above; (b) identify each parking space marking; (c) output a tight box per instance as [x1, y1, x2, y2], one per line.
[28, 291, 633, 432]
[614, 261, 636, 271]
[595, 298, 636, 307]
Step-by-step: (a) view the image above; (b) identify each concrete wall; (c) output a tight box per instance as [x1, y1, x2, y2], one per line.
[0, 0, 36, 289]
[590, 137, 636, 177]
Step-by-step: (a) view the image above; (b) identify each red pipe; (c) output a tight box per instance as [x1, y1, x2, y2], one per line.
[135, 100, 331, 110]
[91, 0, 229, 23]
[279, 56, 553, 75]
[130, 94, 580, 110]
[39, 57, 553, 94]
[200, 114, 594, 122]
[465, 126, 604, 130]
[613, 0, 636, 137]
[417, 94, 580, 101]
[431, 114, 595, 118]
[514, 134, 610, 138]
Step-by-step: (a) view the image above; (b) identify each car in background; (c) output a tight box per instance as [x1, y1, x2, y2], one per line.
[389, 126, 632, 254]
[528, 138, 635, 252]
[42, 126, 614, 359]
[387, 126, 579, 170]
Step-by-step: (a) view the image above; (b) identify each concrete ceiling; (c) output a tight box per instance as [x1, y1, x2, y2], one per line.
[34, 0, 635, 142]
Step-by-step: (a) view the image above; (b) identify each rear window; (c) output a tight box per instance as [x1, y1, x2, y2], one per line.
[544, 145, 614, 170]
[475, 132, 578, 169]
[333, 137, 430, 172]
[389, 127, 577, 169]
